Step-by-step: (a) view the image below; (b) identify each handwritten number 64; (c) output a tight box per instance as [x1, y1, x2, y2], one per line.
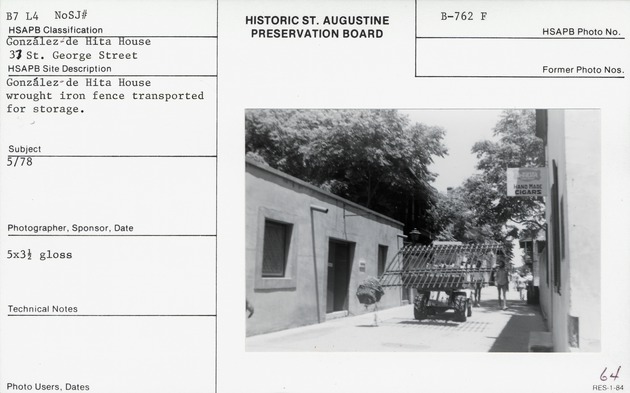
[601, 366, 621, 382]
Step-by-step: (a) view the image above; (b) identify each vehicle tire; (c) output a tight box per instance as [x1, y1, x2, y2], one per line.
[413, 293, 428, 321]
[454, 294, 467, 322]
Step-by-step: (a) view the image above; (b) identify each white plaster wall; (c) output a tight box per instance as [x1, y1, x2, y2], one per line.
[564, 110, 601, 351]
[543, 110, 601, 352]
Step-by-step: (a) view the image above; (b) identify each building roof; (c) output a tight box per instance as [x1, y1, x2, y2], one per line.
[246, 158, 404, 227]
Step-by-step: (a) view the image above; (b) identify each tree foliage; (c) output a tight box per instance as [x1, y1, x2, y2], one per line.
[470, 110, 545, 230]
[431, 188, 495, 243]
[434, 110, 545, 250]
[245, 109, 448, 234]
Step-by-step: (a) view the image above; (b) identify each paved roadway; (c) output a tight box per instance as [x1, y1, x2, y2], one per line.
[246, 286, 548, 352]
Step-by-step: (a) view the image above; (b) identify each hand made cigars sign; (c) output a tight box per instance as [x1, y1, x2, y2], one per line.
[506, 168, 548, 197]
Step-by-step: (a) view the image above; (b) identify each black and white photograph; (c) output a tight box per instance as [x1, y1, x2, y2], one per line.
[245, 108, 600, 352]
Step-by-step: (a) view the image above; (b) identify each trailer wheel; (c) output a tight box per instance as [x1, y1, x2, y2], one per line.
[454, 294, 467, 322]
[413, 293, 428, 321]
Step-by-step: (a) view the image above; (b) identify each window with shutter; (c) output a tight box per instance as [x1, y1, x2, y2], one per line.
[262, 220, 290, 277]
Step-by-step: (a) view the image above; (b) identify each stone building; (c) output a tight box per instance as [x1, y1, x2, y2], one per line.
[246, 159, 404, 336]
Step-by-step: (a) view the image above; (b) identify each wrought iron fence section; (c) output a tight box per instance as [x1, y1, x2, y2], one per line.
[379, 243, 503, 290]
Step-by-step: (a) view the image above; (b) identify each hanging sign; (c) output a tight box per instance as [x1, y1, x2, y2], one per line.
[506, 168, 548, 197]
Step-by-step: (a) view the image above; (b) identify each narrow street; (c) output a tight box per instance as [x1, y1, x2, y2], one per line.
[246, 287, 548, 352]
